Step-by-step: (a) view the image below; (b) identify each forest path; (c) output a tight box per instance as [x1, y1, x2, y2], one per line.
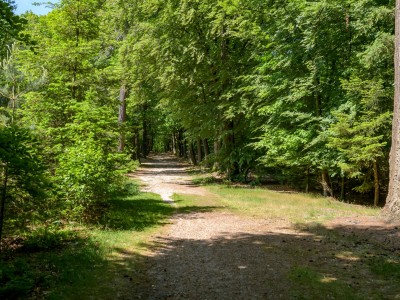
[132, 154, 300, 299]
[131, 154, 400, 299]
[132, 153, 209, 203]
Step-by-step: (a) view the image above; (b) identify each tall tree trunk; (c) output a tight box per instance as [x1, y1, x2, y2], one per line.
[183, 140, 188, 159]
[214, 140, 220, 154]
[321, 169, 333, 197]
[0, 164, 8, 249]
[172, 133, 177, 155]
[305, 167, 310, 193]
[223, 121, 238, 178]
[178, 129, 185, 157]
[384, 0, 400, 219]
[196, 138, 203, 163]
[213, 139, 221, 170]
[203, 138, 210, 167]
[373, 160, 380, 207]
[189, 142, 197, 165]
[149, 135, 154, 153]
[118, 84, 127, 152]
[203, 138, 210, 158]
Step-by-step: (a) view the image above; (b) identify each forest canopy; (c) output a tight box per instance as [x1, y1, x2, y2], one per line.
[0, 0, 397, 242]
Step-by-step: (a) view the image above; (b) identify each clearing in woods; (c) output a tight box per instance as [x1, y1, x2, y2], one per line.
[131, 154, 400, 299]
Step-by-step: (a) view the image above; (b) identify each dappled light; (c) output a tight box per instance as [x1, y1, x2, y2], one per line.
[105, 215, 400, 299]
[1, 0, 400, 298]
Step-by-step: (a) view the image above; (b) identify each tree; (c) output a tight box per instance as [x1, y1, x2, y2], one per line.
[0, 0, 29, 59]
[328, 80, 391, 206]
[0, 45, 47, 247]
[18, 0, 129, 216]
[384, 0, 400, 219]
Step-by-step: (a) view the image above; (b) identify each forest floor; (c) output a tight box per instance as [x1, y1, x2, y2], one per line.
[130, 154, 400, 300]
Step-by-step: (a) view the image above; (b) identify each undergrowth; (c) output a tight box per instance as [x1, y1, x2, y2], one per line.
[0, 181, 175, 299]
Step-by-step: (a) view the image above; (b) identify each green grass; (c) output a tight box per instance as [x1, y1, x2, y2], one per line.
[289, 266, 361, 300]
[192, 175, 221, 185]
[190, 185, 380, 223]
[369, 256, 400, 279]
[0, 187, 176, 299]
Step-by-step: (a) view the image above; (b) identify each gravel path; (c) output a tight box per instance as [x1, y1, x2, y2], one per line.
[133, 154, 208, 204]
[131, 154, 400, 300]
[144, 212, 301, 300]
[133, 154, 301, 299]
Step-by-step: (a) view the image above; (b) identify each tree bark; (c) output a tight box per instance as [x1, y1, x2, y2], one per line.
[178, 129, 185, 157]
[223, 121, 239, 178]
[189, 142, 197, 165]
[196, 138, 203, 163]
[183, 139, 188, 159]
[305, 167, 310, 193]
[203, 138, 210, 158]
[321, 169, 333, 197]
[172, 133, 177, 155]
[384, 0, 400, 220]
[213, 140, 221, 170]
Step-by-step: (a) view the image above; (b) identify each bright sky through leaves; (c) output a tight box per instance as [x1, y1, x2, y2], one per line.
[14, 1, 57, 15]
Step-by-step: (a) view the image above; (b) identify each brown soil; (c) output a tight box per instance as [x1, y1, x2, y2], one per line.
[130, 154, 400, 300]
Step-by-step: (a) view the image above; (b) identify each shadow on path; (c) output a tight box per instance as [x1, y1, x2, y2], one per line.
[113, 217, 400, 299]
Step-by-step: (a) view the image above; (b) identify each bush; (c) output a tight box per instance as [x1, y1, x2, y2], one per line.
[56, 138, 127, 206]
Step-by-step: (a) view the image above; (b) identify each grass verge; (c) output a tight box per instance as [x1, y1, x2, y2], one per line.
[174, 185, 379, 223]
[0, 186, 175, 299]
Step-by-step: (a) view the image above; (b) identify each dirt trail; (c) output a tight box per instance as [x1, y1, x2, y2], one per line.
[132, 154, 400, 300]
[132, 154, 303, 299]
[132, 154, 208, 204]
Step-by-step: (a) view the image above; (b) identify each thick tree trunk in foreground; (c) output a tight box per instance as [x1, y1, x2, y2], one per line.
[384, 0, 400, 220]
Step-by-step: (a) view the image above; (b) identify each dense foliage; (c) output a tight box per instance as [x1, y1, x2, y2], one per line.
[117, 0, 394, 204]
[0, 0, 397, 246]
[0, 0, 400, 297]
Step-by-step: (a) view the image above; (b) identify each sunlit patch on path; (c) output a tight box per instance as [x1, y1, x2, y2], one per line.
[131, 154, 208, 204]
